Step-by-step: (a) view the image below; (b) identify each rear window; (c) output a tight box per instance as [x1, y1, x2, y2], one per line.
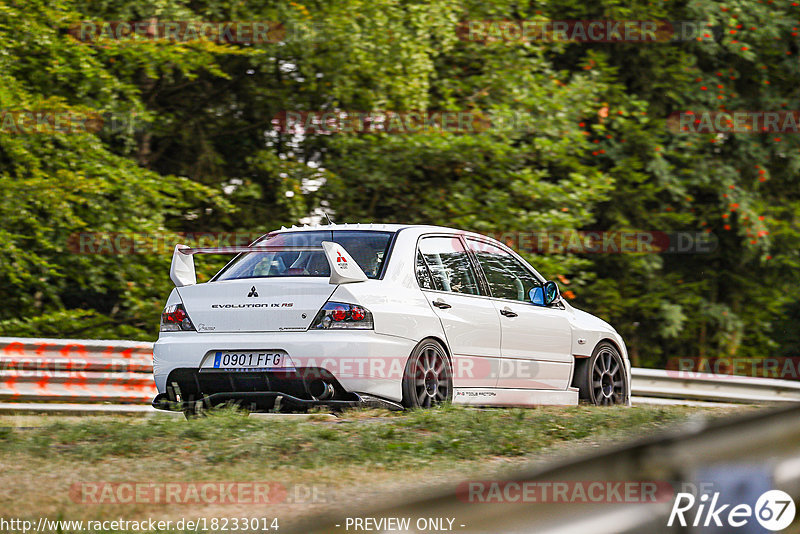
[213, 230, 393, 281]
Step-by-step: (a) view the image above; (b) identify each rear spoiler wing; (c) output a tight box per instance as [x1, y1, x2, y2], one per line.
[169, 241, 368, 287]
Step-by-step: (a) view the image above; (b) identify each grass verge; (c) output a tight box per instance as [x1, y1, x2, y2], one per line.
[0, 404, 749, 530]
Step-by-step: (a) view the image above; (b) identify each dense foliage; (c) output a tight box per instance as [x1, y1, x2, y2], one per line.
[1, 0, 797, 366]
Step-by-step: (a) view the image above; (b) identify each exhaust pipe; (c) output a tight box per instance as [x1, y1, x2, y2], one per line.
[309, 380, 335, 401]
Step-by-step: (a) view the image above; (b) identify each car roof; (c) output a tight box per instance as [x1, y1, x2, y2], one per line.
[269, 223, 465, 234]
[266, 223, 505, 250]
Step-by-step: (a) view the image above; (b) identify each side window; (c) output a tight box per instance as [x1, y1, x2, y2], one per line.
[467, 239, 541, 302]
[417, 236, 481, 295]
[415, 251, 434, 290]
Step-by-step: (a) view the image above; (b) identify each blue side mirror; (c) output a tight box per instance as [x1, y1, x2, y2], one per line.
[529, 286, 545, 306]
[543, 280, 560, 305]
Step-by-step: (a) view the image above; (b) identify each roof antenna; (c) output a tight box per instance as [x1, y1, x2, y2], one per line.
[323, 211, 334, 225]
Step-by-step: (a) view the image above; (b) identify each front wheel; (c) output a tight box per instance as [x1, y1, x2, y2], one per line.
[402, 340, 453, 409]
[574, 342, 628, 405]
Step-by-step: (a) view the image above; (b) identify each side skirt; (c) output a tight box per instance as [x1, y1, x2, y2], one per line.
[452, 387, 579, 407]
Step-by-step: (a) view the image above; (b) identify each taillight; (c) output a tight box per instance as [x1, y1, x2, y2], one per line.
[350, 306, 365, 321]
[310, 302, 373, 330]
[160, 303, 196, 331]
[331, 305, 347, 322]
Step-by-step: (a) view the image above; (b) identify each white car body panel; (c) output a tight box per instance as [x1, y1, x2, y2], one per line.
[153, 223, 631, 408]
[422, 290, 503, 389]
[154, 330, 416, 402]
[453, 388, 579, 406]
[490, 299, 573, 390]
[176, 278, 337, 333]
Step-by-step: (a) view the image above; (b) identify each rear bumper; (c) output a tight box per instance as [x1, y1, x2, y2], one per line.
[153, 330, 416, 403]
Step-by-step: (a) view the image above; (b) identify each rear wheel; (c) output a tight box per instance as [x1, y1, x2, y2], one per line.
[402, 340, 453, 409]
[574, 342, 628, 405]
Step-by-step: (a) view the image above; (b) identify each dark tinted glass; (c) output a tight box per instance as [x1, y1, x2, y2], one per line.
[416, 251, 434, 290]
[215, 230, 393, 280]
[467, 238, 541, 302]
[417, 236, 480, 295]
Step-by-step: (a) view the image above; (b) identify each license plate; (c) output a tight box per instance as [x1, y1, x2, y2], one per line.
[207, 351, 294, 371]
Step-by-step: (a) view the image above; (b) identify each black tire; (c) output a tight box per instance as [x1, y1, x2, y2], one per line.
[573, 342, 628, 405]
[402, 339, 453, 409]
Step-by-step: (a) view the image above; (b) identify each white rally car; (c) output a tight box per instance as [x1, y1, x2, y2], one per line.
[153, 224, 630, 413]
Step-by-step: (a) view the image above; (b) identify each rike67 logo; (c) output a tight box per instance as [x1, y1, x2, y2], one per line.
[668, 489, 796, 531]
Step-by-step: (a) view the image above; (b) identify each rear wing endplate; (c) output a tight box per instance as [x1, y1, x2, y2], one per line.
[320, 241, 368, 284]
[169, 241, 367, 287]
[169, 245, 196, 287]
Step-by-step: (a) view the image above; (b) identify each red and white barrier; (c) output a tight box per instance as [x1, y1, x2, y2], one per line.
[0, 337, 156, 403]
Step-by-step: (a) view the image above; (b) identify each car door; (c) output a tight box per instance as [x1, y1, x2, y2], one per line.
[416, 235, 501, 388]
[466, 238, 573, 390]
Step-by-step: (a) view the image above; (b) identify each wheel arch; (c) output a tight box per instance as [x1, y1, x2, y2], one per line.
[415, 335, 454, 367]
[597, 337, 623, 357]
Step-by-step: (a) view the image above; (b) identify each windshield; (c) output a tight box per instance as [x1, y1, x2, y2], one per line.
[213, 230, 394, 281]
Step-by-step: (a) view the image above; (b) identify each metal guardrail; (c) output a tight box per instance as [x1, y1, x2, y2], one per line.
[631, 367, 800, 403]
[1, 337, 799, 405]
[0, 337, 156, 403]
[287, 403, 800, 534]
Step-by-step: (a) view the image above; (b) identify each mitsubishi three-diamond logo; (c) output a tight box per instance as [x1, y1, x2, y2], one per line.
[247, 286, 258, 298]
[336, 251, 349, 269]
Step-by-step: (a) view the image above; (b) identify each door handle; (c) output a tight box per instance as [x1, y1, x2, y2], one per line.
[500, 307, 518, 318]
[432, 298, 451, 309]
